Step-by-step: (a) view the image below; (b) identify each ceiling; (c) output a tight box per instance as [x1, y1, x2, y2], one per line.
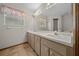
[0, 3, 72, 16]
[41, 3, 72, 17]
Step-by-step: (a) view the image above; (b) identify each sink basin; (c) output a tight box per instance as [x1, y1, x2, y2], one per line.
[47, 33, 72, 43]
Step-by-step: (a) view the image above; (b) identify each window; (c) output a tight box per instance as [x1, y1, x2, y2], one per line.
[5, 15, 24, 28]
[0, 5, 25, 28]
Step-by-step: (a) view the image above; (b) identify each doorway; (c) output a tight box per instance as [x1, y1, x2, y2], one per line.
[53, 18, 58, 31]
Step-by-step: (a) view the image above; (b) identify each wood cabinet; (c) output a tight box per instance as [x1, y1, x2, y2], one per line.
[41, 38, 73, 56]
[35, 36, 41, 55]
[41, 41, 63, 56]
[27, 32, 41, 56]
[30, 34, 35, 50]
[27, 32, 73, 56]
[50, 49, 61, 56]
[27, 32, 31, 46]
[41, 44, 49, 56]
[27, 32, 35, 50]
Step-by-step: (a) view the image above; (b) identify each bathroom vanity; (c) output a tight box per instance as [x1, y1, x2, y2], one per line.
[27, 31, 74, 56]
[27, 4, 74, 56]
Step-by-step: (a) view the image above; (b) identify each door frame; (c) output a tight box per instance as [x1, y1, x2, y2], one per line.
[74, 3, 79, 56]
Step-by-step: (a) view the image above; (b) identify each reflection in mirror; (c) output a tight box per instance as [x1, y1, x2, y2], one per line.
[53, 18, 58, 31]
[37, 3, 73, 33]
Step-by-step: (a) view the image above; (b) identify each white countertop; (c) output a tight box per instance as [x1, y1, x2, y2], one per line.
[27, 31, 73, 47]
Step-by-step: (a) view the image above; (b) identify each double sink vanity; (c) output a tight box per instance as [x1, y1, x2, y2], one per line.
[27, 31, 74, 56]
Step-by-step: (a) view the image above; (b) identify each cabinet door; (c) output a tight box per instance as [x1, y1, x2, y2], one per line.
[30, 34, 35, 50]
[35, 36, 41, 55]
[27, 33, 31, 45]
[41, 44, 49, 56]
[50, 49, 62, 56]
[42, 38, 66, 55]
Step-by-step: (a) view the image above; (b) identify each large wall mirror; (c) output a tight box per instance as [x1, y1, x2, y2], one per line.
[37, 3, 73, 33]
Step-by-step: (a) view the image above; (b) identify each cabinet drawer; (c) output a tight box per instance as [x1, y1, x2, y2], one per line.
[41, 38, 67, 55]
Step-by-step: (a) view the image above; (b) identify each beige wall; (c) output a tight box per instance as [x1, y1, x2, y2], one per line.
[0, 4, 36, 49]
[62, 12, 73, 32]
